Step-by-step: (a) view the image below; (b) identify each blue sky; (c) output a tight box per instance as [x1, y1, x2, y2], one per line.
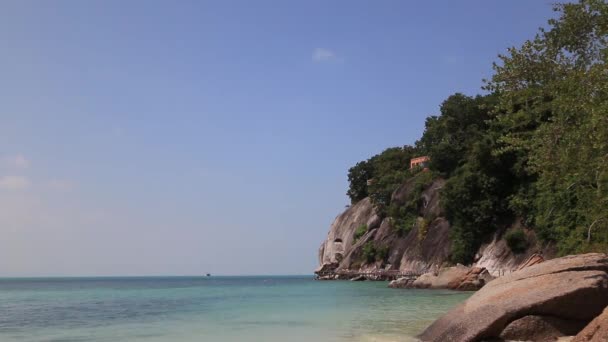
[0, 1, 557, 276]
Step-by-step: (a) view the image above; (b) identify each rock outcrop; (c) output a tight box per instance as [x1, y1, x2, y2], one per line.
[573, 306, 608, 342]
[419, 253, 608, 342]
[317, 198, 377, 269]
[316, 177, 457, 276]
[473, 225, 553, 276]
[388, 277, 415, 288]
[316, 174, 553, 280]
[446, 266, 492, 291]
[410, 265, 468, 289]
[391, 265, 493, 291]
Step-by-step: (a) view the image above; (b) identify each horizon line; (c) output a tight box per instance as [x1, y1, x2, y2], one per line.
[0, 274, 314, 279]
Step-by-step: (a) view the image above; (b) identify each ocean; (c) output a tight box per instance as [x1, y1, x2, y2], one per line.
[0, 276, 470, 342]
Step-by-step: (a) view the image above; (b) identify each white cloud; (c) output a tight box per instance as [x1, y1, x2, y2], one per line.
[312, 48, 337, 62]
[2, 154, 30, 169]
[0, 176, 31, 190]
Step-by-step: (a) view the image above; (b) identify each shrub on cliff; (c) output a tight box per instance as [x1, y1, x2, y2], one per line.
[354, 224, 368, 242]
[346, 160, 374, 204]
[387, 170, 435, 236]
[347, 146, 417, 213]
[361, 242, 389, 263]
[505, 229, 529, 254]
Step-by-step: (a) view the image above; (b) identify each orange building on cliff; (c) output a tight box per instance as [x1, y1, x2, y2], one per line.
[410, 156, 430, 170]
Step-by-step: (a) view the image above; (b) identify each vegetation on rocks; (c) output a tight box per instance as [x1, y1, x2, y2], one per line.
[504, 229, 529, 254]
[361, 242, 389, 263]
[346, 0, 608, 264]
[353, 224, 368, 242]
[388, 170, 435, 236]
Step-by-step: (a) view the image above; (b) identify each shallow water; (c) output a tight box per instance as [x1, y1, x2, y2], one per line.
[0, 276, 470, 341]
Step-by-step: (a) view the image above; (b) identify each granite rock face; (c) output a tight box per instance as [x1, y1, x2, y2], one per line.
[317, 198, 376, 269]
[473, 225, 553, 277]
[316, 175, 553, 279]
[419, 253, 608, 342]
[316, 177, 454, 276]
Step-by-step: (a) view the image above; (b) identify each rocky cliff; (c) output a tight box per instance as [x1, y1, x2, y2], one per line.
[316, 176, 552, 277]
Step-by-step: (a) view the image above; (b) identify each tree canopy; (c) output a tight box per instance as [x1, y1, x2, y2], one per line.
[345, 0, 608, 264]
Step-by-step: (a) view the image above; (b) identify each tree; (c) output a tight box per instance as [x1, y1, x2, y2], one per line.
[487, 0, 608, 254]
[416, 93, 496, 176]
[347, 160, 373, 204]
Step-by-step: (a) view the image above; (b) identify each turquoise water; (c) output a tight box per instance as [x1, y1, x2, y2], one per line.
[0, 276, 470, 342]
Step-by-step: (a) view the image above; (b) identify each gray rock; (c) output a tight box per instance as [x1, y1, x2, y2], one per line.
[317, 198, 375, 267]
[388, 277, 414, 288]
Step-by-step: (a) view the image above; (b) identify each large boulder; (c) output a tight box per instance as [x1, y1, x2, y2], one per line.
[447, 267, 493, 291]
[499, 315, 586, 341]
[572, 306, 608, 342]
[403, 265, 490, 291]
[388, 277, 415, 288]
[419, 253, 608, 342]
[410, 265, 468, 289]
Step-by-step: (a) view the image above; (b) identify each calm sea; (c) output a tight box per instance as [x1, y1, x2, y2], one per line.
[0, 276, 469, 342]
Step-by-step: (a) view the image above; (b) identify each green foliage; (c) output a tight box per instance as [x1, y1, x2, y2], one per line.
[376, 245, 389, 262]
[347, 160, 374, 204]
[486, 0, 608, 255]
[416, 94, 497, 176]
[442, 138, 518, 263]
[347, 146, 418, 212]
[505, 229, 529, 254]
[388, 209, 417, 236]
[354, 224, 368, 242]
[361, 241, 389, 263]
[361, 242, 375, 263]
[418, 218, 429, 242]
[387, 171, 436, 236]
[367, 146, 418, 215]
[368, 169, 410, 216]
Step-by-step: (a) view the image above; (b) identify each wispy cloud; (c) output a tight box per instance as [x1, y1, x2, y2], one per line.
[312, 48, 338, 62]
[47, 179, 75, 191]
[0, 176, 31, 190]
[2, 154, 30, 169]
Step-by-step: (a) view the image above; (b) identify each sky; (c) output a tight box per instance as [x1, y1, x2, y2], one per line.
[0, 1, 558, 276]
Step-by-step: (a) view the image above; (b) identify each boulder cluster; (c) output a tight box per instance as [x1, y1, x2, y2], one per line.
[418, 253, 608, 342]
